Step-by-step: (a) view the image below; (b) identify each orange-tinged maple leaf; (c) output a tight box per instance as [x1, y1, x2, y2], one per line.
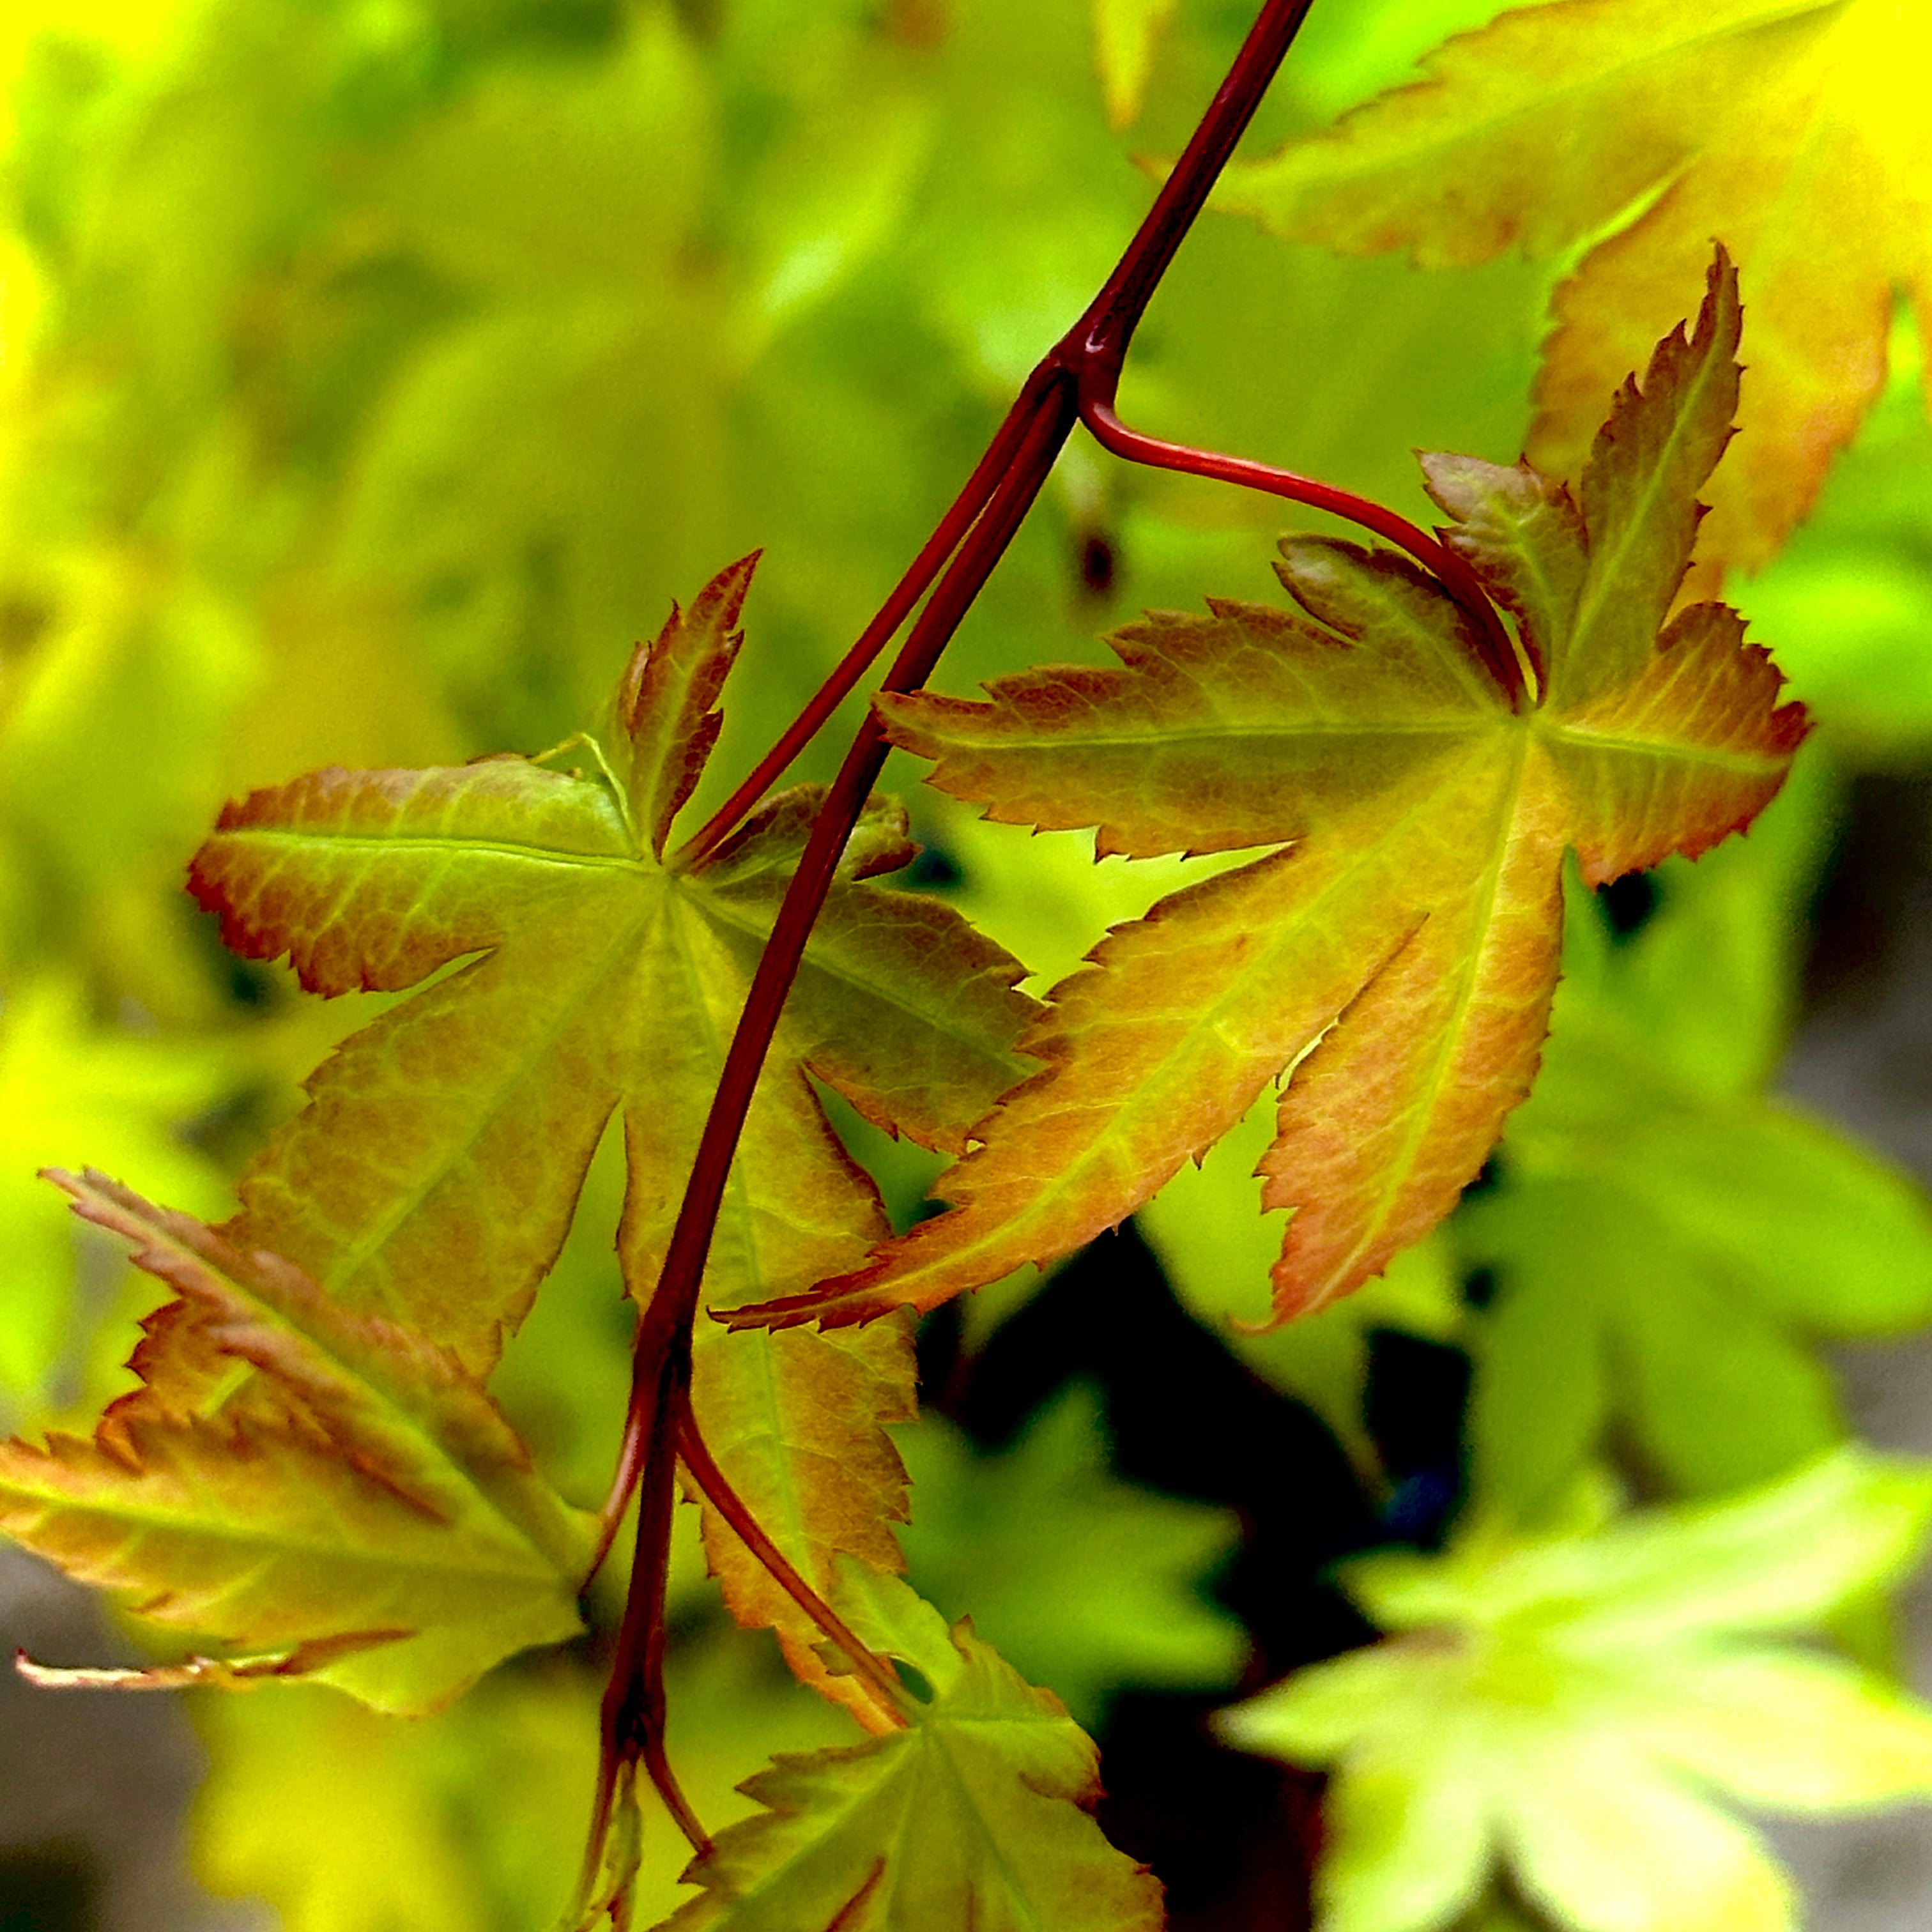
[0, 1171, 590, 1714]
[751, 253, 1805, 1334]
[1211, 0, 1931, 572]
[185, 558, 1040, 1715]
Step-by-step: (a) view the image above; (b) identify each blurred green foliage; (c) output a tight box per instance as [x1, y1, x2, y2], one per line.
[2, 0, 1931, 1928]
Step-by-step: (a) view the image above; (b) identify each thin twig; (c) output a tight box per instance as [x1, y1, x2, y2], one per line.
[675, 366, 1061, 871]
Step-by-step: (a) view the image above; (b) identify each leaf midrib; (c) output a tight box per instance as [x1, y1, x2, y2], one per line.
[222, 830, 645, 871]
[1538, 717, 1789, 776]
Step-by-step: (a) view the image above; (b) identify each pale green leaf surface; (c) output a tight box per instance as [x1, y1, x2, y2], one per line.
[1220, 1451, 1932, 1932]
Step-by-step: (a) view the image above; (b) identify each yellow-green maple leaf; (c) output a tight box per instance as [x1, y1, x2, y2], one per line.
[1213, 0, 1931, 573]
[185, 557, 1041, 1714]
[1220, 1450, 1932, 1932]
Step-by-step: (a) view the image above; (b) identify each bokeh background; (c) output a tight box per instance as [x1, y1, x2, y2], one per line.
[2, 0, 1931, 1927]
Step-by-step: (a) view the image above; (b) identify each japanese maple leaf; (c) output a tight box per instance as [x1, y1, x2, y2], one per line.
[756, 253, 1805, 1333]
[1218, 1450, 1932, 1932]
[0, 1172, 589, 1715]
[185, 556, 1040, 1712]
[656, 1570, 1163, 1932]
[1212, 0, 1931, 573]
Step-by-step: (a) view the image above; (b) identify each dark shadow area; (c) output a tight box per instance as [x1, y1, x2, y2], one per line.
[917, 1222, 1471, 1930]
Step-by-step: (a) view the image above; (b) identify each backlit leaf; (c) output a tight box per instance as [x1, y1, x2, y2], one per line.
[1213, 0, 1932, 572]
[1219, 1450, 1932, 1932]
[767, 254, 1804, 1332]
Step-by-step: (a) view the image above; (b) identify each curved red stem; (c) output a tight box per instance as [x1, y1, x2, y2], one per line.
[1080, 397, 1528, 702]
[675, 1411, 910, 1724]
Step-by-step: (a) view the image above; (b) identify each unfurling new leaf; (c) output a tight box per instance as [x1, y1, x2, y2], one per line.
[759, 251, 1803, 1333]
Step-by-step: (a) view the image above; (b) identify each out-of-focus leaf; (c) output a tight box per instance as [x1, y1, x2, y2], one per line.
[0, 976, 231, 1402]
[1219, 1450, 1932, 1932]
[1092, 0, 1179, 130]
[893, 1383, 1244, 1724]
[659, 1568, 1165, 1931]
[1461, 772, 1932, 1510]
[1214, 0, 1932, 574]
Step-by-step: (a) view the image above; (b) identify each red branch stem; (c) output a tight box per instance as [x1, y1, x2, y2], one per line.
[677, 371, 1057, 871]
[588, 0, 1515, 1854]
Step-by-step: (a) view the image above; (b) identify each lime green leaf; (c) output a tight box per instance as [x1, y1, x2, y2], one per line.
[0, 1170, 590, 1713]
[893, 1384, 1244, 1724]
[1220, 1450, 1932, 1932]
[659, 1570, 1163, 1931]
[0, 976, 233, 1401]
